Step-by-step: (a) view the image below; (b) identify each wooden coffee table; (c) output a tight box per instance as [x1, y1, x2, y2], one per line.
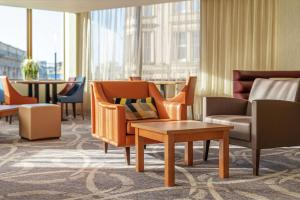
[132, 120, 233, 187]
[0, 105, 18, 118]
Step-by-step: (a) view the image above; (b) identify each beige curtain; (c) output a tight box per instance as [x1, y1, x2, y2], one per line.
[193, 0, 278, 119]
[76, 12, 91, 111]
[200, 0, 278, 96]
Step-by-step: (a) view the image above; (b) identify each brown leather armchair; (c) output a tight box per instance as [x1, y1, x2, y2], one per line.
[203, 78, 300, 175]
[90, 81, 187, 164]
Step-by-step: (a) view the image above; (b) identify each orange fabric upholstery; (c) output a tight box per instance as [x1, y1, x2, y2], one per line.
[90, 81, 187, 147]
[129, 76, 142, 81]
[0, 76, 37, 105]
[169, 76, 197, 105]
[58, 77, 76, 95]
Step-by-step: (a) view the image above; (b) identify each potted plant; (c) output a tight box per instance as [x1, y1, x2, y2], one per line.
[21, 59, 39, 80]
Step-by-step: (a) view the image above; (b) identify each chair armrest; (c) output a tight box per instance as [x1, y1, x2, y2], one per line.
[163, 101, 187, 120]
[95, 101, 126, 146]
[252, 100, 300, 148]
[203, 97, 248, 117]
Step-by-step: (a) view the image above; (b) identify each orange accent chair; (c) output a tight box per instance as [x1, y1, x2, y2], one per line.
[90, 81, 187, 164]
[129, 76, 142, 81]
[169, 76, 197, 119]
[0, 76, 37, 105]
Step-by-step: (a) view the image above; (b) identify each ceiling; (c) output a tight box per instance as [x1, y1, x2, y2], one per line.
[0, 0, 182, 13]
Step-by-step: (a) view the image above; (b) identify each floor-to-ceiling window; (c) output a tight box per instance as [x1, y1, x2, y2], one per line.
[90, 0, 200, 81]
[0, 6, 64, 80]
[0, 6, 27, 79]
[32, 10, 64, 80]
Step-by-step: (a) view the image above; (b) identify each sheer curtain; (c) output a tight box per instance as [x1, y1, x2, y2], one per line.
[90, 0, 201, 81]
[140, 0, 200, 81]
[91, 8, 140, 80]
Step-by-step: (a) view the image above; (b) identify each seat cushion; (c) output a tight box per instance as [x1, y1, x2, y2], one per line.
[204, 115, 251, 141]
[127, 119, 172, 135]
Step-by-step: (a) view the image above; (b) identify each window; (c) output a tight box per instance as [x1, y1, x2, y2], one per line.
[32, 10, 64, 80]
[142, 6, 154, 17]
[191, 31, 200, 62]
[0, 6, 27, 79]
[174, 32, 187, 61]
[142, 31, 155, 64]
[174, 2, 187, 14]
[192, 0, 200, 12]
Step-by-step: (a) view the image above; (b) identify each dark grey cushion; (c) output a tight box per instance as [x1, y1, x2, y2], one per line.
[204, 115, 251, 141]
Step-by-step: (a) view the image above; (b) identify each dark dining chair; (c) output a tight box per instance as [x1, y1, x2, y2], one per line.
[57, 77, 76, 116]
[57, 76, 86, 120]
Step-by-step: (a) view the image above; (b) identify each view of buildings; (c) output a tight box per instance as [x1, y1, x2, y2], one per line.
[0, 41, 63, 80]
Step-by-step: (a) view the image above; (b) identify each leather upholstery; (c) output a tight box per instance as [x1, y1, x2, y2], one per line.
[204, 115, 251, 141]
[233, 70, 300, 100]
[19, 104, 61, 140]
[204, 76, 300, 174]
[90, 81, 187, 147]
[248, 78, 300, 102]
[0, 76, 37, 105]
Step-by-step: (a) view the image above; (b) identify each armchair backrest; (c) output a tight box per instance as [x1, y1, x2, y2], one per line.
[249, 78, 300, 102]
[186, 76, 197, 105]
[0, 76, 22, 104]
[233, 70, 300, 100]
[67, 76, 86, 102]
[59, 77, 76, 95]
[98, 81, 150, 102]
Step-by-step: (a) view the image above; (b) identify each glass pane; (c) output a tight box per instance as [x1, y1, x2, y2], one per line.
[0, 6, 26, 79]
[32, 10, 64, 80]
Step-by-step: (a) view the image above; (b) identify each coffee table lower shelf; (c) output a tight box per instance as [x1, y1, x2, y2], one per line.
[132, 121, 232, 187]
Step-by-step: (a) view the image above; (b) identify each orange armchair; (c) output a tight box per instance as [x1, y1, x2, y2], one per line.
[90, 81, 187, 164]
[0, 76, 37, 105]
[169, 76, 197, 119]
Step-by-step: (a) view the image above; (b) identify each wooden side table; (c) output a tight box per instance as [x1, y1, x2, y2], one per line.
[132, 120, 233, 187]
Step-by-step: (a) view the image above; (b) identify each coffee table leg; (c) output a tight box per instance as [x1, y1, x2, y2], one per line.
[219, 131, 229, 178]
[164, 135, 175, 187]
[135, 130, 144, 172]
[184, 141, 193, 166]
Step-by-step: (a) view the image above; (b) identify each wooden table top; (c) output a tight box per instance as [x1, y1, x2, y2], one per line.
[14, 80, 80, 84]
[131, 120, 233, 134]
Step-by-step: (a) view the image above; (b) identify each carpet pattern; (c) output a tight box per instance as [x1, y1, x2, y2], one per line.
[0, 118, 299, 200]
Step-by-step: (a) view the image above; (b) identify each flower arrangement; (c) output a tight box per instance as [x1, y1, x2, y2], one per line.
[21, 59, 39, 80]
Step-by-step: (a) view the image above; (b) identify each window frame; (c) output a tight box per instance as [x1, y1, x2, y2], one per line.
[0, 8, 65, 80]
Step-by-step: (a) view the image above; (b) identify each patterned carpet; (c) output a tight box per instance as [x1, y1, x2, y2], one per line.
[0, 118, 299, 200]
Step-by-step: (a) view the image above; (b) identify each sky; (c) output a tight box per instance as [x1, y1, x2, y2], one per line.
[0, 6, 64, 63]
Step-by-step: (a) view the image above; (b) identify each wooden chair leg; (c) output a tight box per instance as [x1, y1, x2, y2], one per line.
[191, 105, 194, 120]
[144, 145, 146, 149]
[65, 103, 68, 116]
[60, 103, 64, 119]
[252, 148, 261, 176]
[125, 147, 130, 165]
[81, 103, 84, 120]
[5, 116, 8, 122]
[72, 103, 76, 119]
[9, 116, 12, 124]
[103, 142, 108, 154]
[203, 140, 210, 161]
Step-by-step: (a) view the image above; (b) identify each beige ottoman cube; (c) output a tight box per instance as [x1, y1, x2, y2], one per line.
[19, 104, 61, 140]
